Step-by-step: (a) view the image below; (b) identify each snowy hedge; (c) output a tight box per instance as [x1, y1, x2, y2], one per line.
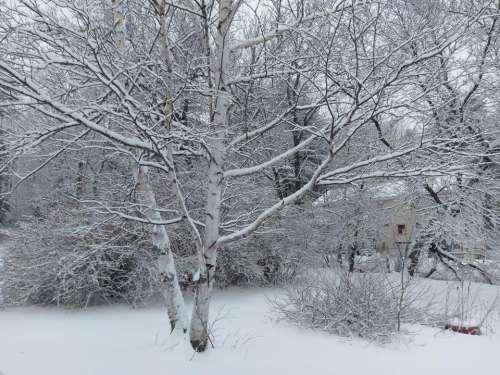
[1, 210, 294, 308]
[2, 209, 160, 307]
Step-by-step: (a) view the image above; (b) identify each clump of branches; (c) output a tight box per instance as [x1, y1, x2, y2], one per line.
[272, 271, 429, 341]
[214, 232, 303, 288]
[215, 243, 264, 287]
[2, 208, 160, 308]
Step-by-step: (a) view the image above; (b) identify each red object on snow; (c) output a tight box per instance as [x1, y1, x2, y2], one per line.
[444, 323, 481, 335]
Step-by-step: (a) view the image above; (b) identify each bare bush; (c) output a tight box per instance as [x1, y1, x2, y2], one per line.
[2, 209, 160, 308]
[215, 233, 303, 287]
[215, 244, 264, 287]
[272, 271, 428, 341]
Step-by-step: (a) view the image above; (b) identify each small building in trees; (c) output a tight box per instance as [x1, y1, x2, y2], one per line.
[375, 196, 416, 257]
[375, 190, 487, 261]
[315, 181, 487, 261]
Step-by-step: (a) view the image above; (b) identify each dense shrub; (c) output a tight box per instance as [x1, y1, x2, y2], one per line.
[2, 209, 160, 307]
[272, 271, 427, 341]
[2, 208, 295, 308]
[215, 233, 303, 287]
[215, 243, 263, 287]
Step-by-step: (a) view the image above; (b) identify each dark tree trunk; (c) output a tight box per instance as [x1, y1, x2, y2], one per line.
[0, 128, 10, 224]
[407, 249, 420, 276]
[348, 241, 357, 273]
[76, 161, 85, 198]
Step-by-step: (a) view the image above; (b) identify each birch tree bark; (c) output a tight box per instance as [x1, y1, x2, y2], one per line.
[113, 0, 188, 332]
[189, 0, 234, 352]
[134, 166, 188, 332]
[0, 126, 9, 224]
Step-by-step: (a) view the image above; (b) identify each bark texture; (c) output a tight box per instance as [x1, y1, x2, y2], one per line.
[135, 167, 189, 332]
[189, 0, 233, 352]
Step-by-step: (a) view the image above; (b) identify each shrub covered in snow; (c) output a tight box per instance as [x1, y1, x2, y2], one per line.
[272, 271, 427, 341]
[215, 233, 303, 287]
[2, 209, 160, 307]
[215, 243, 264, 287]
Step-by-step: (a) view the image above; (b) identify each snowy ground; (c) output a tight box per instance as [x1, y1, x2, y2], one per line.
[1, 279, 499, 375]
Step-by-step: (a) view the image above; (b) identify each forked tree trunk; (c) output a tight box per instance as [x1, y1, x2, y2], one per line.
[189, 0, 233, 352]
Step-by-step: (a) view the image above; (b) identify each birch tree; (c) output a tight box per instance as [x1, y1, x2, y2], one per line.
[180, 0, 495, 350]
[111, 0, 190, 331]
[130, 0, 192, 333]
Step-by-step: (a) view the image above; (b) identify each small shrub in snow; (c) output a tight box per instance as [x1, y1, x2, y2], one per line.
[272, 271, 427, 341]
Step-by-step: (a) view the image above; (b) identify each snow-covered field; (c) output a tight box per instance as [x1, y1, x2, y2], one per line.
[1, 280, 499, 375]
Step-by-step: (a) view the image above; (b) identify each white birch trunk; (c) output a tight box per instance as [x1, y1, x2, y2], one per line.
[134, 167, 189, 332]
[112, 0, 188, 332]
[188, 142, 224, 351]
[189, 0, 233, 352]
[0, 254, 4, 308]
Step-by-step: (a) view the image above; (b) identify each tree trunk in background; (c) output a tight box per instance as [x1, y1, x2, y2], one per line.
[407, 249, 420, 276]
[76, 161, 84, 198]
[0, 127, 10, 225]
[348, 243, 356, 273]
[348, 230, 359, 273]
[111, 0, 125, 49]
[189, 0, 233, 352]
